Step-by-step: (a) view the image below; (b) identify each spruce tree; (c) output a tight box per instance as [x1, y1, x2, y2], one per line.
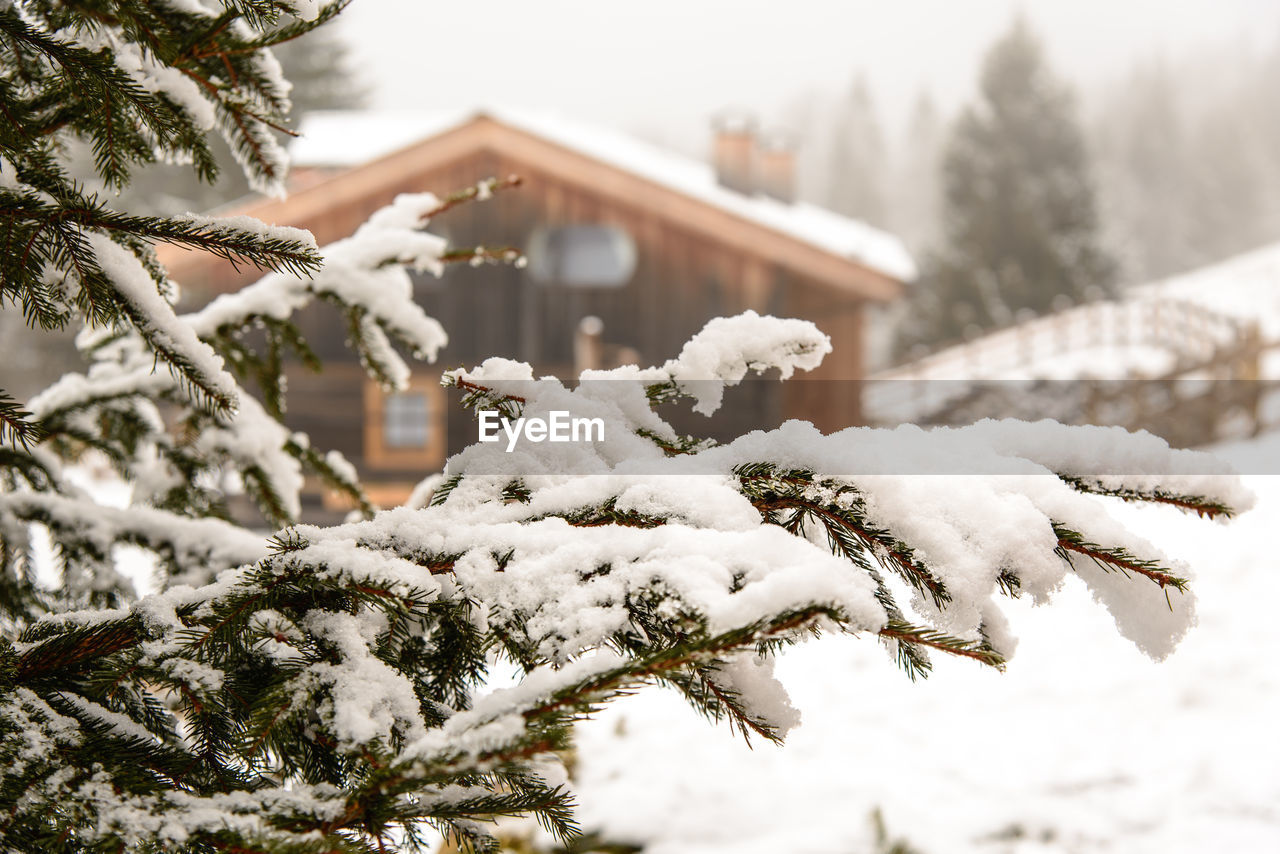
[1092, 60, 1196, 283]
[0, 2, 1252, 852]
[825, 74, 888, 229]
[898, 17, 1116, 354]
[890, 91, 943, 253]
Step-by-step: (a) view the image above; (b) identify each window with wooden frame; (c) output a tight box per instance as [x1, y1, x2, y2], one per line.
[363, 375, 446, 471]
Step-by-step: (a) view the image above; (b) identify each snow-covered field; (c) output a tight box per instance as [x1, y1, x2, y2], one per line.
[560, 441, 1280, 854]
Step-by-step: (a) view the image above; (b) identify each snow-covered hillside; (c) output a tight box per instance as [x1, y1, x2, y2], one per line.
[554, 440, 1280, 853]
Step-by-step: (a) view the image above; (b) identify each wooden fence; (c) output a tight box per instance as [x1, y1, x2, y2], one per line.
[864, 299, 1276, 447]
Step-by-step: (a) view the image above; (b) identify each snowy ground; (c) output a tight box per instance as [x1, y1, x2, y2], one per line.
[561, 443, 1280, 853]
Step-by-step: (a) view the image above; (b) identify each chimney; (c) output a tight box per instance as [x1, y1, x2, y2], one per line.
[755, 131, 796, 204]
[712, 112, 756, 196]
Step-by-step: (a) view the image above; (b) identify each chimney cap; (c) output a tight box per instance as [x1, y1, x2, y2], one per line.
[711, 108, 757, 135]
[754, 128, 797, 204]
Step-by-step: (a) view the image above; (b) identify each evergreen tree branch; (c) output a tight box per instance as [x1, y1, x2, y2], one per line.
[1057, 474, 1236, 519]
[444, 376, 527, 421]
[1052, 524, 1189, 592]
[0, 192, 322, 277]
[422, 176, 525, 220]
[877, 619, 1006, 670]
[438, 245, 524, 266]
[223, 1, 352, 53]
[735, 464, 951, 608]
[0, 390, 43, 449]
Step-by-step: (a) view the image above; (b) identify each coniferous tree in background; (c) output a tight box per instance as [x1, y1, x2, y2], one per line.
[897, 18, 1116, 356]
[1091, 60, 1197, 284]
[273, 14, 365, 115]
[1178, 31, 1280, 270]
[1256, 28, 1280, 242]
[890, 91, 943, 255]
[1260, 28, 1280, 173]
[1089, 35, 1280, 288]
[1184, 97, 1277, 267]
[0, 2, 1252, 852]
[825, 75, 889, 229]
[863, 91, 945, 372]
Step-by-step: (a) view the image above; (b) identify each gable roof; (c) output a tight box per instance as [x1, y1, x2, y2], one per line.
[288, 108, 917, 286]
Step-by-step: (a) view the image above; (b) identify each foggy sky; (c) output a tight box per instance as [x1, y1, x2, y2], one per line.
[337, 0, 1279, 145]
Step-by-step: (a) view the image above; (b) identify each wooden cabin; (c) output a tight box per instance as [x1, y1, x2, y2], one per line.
[162, 109, 915, 517]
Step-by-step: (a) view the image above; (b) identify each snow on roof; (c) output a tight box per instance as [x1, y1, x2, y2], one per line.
[288, 109, 918, 283]
[289, 111, 461, 167]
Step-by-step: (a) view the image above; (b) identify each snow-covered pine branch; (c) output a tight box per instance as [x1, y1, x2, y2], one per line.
[12, 189, 454, 579]
[189, 192, 449, 394]
[3, 298, 1250, 851]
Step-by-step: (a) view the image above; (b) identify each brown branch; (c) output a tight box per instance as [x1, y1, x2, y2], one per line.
[524, 610, 823, 722]
[177, 67, 279, 176]
[18, 219, 46, 275]
[244, 701, 292, 763]
[178, 17, 237, 64]
[876, 624, 1003, 667]
[1088, 491, 1231, 520]
[1055, 538, 1187, 589]
[228, 108, 273, 178]
[237, 104, 297, 137]
[439, 245, 523, 265]
[450, 377, 527, 405]
[219, 52, 239, 88]
[702, 673, 775, 743]
[1057, 475, 1233, 519]
[563, 513, 662, 529]
[421, 176, 523, 221]
[15, 620, 142, 681]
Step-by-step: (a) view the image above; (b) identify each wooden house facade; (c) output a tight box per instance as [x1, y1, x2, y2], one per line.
[162, 110, 915, 517]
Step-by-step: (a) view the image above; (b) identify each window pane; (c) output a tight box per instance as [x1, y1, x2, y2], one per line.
[526, 225, 636, 287]
[384, 392, 428, 448]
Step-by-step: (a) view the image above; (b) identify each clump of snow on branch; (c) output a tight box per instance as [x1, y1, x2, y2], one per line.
[623, 310, 832, 415]
[191, 192, 448, 389]
[85, 233, 241, 411]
